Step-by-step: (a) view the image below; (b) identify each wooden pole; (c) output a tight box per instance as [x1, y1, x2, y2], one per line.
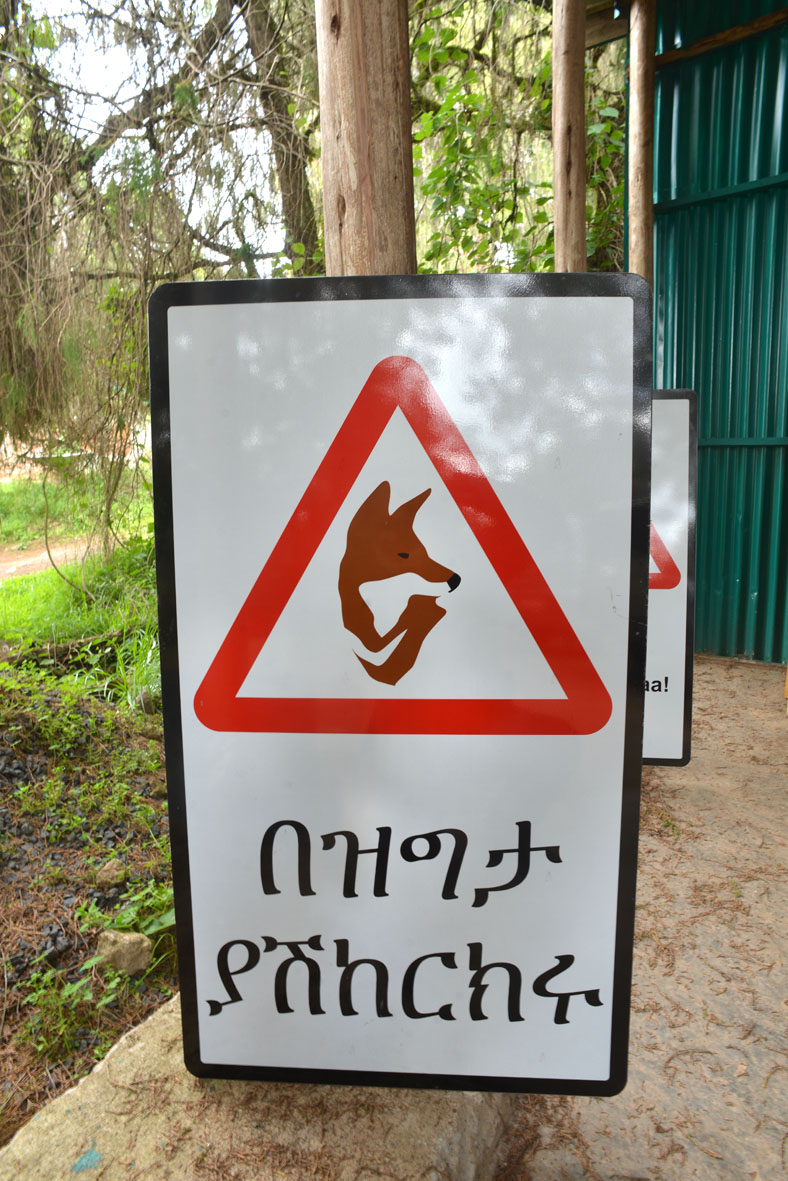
[552, 0, 587, 272]
[315, 0, 416, 277]
[628, 0, 657, 286]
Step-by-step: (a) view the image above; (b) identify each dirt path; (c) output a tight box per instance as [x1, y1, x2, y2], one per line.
[0, 540, 91, 582]
[499, 656, 788, 1179]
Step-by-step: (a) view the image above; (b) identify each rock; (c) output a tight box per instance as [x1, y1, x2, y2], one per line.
[95, 858, 126, 888]
[0, 995, 518, 1180]
[95, 931, 152, 975]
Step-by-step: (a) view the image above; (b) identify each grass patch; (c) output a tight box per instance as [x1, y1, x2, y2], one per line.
[0, 565, 122, 643]
[0, 535, 160, 710]
[0, 460, 153, 549]
[19, 963, 130, 1060]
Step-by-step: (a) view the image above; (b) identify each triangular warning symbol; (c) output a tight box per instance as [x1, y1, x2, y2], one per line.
[649, 523, 681, 590]
[194, 357, 612, 736]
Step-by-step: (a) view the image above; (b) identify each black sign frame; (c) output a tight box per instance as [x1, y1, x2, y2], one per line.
[149, 272, 652, 1096]
[643, 389, 698, 767]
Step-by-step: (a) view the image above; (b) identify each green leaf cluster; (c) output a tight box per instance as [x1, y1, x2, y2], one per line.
[410, 3, 626, 274]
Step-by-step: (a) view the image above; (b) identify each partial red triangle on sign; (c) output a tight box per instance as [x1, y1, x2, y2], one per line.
[194, 356, 612, 736]
[649, 523, 681, 590]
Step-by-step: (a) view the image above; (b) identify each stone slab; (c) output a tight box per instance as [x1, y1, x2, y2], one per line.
[0, 994, 517, 1179]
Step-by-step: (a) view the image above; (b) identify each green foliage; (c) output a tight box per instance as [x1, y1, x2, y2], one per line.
[34, 874, 179, 1067]
[0, 502, 172, 1110]
[19, 761, 160, 844]
[0, 568, 120, 647]
[1, 526, 154, 625]
[112, 622, 161, 710]
[77, 878, 175, 939]
[20, 962, 124, 1058]
[0, 662, 108, 759]
[173, 80, 199, 120]
[7, 684, 174, 1066]
[0, 463, 152, 549]
[19, 921, 175, 1061]
[0, 659, 167, 851]
[0, 7, 163, 544]
[71, 617, 162, 712]
[412, 4, 555, 273]
[411, 5, 626, 274]
[27, 12, 58, 52]
[105, 145, 164, 215]
[84, 534, 157, 612]
[584, 44, 627, 271]
[0, 528, 161, 708]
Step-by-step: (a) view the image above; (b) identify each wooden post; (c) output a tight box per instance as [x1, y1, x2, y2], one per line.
[552, 0, 587, 272]
[628, 0, 657, 286]
[315, 0, 416, 277]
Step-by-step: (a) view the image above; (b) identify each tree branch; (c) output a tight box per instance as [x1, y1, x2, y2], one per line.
[69, 0, 236, 176]
[240, 0, 320, 272]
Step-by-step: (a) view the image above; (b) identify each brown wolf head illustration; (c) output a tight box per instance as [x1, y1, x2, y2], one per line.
[338, 481, 460, 685]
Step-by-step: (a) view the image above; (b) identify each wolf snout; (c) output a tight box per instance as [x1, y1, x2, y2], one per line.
[447, 573, 461, 593]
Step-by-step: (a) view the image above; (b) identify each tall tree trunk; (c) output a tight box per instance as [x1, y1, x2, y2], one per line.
[315, 0, 416, 276]
[628, 0, 656, 286]
[552, 0, 587, 272]
[241, 0, 321, 274]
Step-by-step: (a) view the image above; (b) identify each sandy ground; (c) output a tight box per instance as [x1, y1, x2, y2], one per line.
[498, 656, 788, 1179]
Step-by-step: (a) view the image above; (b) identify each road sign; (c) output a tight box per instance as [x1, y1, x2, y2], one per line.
[149, 274, 651, 1095]
[643, 390, 697, 765]
[196, 355, 611, 737]
[649, 524, 681, 590]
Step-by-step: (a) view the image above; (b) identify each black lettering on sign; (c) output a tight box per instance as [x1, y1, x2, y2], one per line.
[207, 939, 260, 1015]
[400, 829, 468, 899]
[473, 821, 562, 907]
[336, 938, 392, 1017]
[401, 951, 458, 1021]
[262, 934, 325, 1014]
[321, 827, 392, 897]
[260, 820, 315, 896]
[258, 819, 562, 904]
[467, 941, 524, 1022]
[206, 936, 604, 1025]
[532, 954, 604, 1024]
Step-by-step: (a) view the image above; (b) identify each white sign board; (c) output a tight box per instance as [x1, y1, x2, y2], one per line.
[149, 275, 651, 1095]
[643, 391, 697, 765]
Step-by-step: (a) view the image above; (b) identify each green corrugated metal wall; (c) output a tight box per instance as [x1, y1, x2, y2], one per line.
[653, 5, 788, 662]
[657, 0, 788, 51]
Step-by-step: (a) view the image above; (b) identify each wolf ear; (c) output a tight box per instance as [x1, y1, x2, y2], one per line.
[392, 487, 431, 525]
[354, 481, 391, 520]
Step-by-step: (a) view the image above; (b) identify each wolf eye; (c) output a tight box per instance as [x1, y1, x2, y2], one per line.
[397, 552, 409, 559]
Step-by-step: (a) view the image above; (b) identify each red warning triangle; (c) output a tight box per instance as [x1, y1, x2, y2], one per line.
[649, 523, 681, 590]
[194, 356, 612, 736]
